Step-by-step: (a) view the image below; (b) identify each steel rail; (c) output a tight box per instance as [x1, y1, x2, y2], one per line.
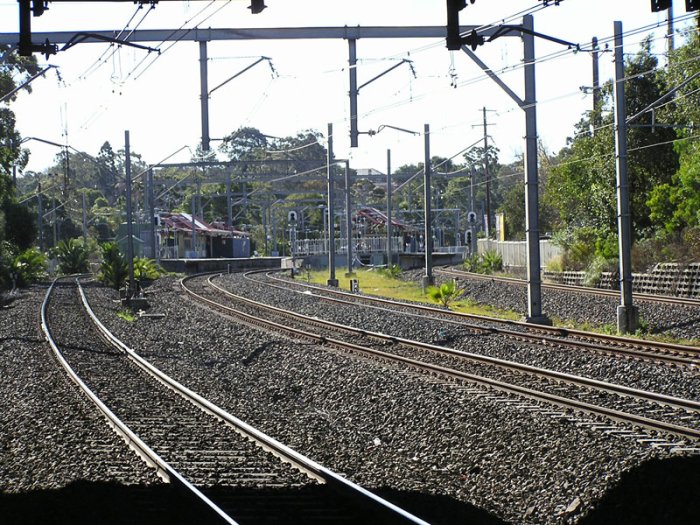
[259, 269, 700, 366]
[182, 274, 700, 442]
[78, 277, 428, 525]
[207, 274, 700, 413]
[41, 277, 238, 525]
[437, 267, 700, 307]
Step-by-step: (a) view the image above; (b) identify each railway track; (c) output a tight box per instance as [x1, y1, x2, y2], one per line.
[256, 269, 700, 368]
[181, 273, 700, 447]
[41, 278, 427, 525]
[436, 267, 700, 307]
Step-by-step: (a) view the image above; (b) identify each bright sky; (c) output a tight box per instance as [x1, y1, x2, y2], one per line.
[0, 0, 696, 175]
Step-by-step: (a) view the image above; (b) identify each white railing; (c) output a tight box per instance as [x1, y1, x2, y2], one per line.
[477, 239, 563, 268]
[293, 236, 405, 256]
[292, 236, 467, 256]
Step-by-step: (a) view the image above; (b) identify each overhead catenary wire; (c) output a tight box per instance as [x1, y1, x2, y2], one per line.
[129, 0, 234, 82]
[17, 2, 700, 178]
[78, 2, 156, 81]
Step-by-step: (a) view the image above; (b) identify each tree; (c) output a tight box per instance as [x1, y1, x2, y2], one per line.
[648, 29, 700, 235]
[96, 142, 119, 205]
[2, 199, 35, 250]
[220, 127, 269, 161]
[544, 38, 678, 260]
[1, 45, 39, 178]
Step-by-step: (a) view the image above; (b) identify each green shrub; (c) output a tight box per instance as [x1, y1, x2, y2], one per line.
[545, 256, 564, 273]
[480, 250, 503, 274]
[463, 253, 480, 272]
[12, 247, 48, 287]
[133, 257, 161, 282]
[464, 251, 503, 275]
[97, 242, 128, 290]
[52, 238, 90, 275]
[426, 279, 462, 307]
[583, 255, 618, 288]
[378, 264, 402, 279]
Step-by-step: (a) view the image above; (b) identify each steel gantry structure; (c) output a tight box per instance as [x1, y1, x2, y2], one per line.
[1, 20, 553, 324]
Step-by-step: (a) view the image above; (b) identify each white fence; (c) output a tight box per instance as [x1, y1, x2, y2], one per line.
[477, 239, 562, 268]
[292, 236, 468, 256]
[292, 237, 404, 256]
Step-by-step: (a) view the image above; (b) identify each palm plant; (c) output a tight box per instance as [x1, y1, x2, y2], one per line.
[133, 257, 161, 282]
[53, 238, 90, 275]
[97, 242, 128, 290]
[11, 247, 48, 287]
[479, 250, 503, 274]
[426, 279, 462, 308]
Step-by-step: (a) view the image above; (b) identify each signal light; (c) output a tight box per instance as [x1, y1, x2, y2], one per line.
[446, 0, 481, 51]
[687, 0, 698, 12]
[249, 0, 266, 14]
[651, 0, 672, 11]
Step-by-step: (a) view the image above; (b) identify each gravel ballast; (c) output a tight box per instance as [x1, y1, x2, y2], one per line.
[78, 275, 699, 525]
[2, 276, 698, 524]
[0, 285, 200, 525]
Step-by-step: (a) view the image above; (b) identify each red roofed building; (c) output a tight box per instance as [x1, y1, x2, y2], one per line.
[158, 212, 250, 259]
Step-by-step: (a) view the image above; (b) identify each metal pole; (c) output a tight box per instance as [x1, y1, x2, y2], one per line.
[263, 201, 268, 255]
[270, 212, 279, 256]
[422, 123, 433, 289]
[326, 123, 338, 286]
[199, 40, 210, 152]
[226, 173, 232, 229]
[483, 107, 491, 238]
[345, 160, 353, 276]
[322, 205, 328, 254]
[124, 130, 136, 296]
[81, 191, 87, 244]
[470, 171, 476, 254]
[348, 39, 359, 147]
[386, 149, 393, 267]
[147, 168, 155, 261]
[52, 197, 57, 248]
[592, 36, 601, 132]
[191, 194, 197, 257]
[11, 137, 16, 186]
[667, 0, 675, 56]
[37, 183, 44, 252]
[523, 15, 550, 325]
[613, 20, 638, 334]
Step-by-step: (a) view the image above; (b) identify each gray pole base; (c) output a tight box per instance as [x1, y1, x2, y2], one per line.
[616, 305, 639, 334]
[327, 278, 339, 287]
[421, 275, 434, 294]
[523, 315, 553, 326]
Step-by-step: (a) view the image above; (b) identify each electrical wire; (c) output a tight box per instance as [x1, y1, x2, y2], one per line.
[129, 0, 234, 82]
[393, 136, 484, 194]
[78, 2, 156, 81]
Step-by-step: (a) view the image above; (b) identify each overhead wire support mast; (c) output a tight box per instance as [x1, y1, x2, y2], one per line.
[16, 0, 163, 56]
[2, 24, 502, 151]
[60, 32, 160, 54]
[200, 53, 275, 152]
[350, 58, 416, 147]
[451, 11, 581, 326]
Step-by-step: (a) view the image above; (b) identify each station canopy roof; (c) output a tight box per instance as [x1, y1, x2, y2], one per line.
[159, 212, 248, 237]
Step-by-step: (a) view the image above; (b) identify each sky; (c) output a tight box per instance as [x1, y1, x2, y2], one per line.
[0, 0, 697, 175]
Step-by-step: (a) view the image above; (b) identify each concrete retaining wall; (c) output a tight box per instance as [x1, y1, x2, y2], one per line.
[544, 262, 700, 297]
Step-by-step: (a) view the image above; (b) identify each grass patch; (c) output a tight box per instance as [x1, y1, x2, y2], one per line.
[302, 268, 699, 345]
[303, 268, 521, 320]
[116, 309, 136, 322]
